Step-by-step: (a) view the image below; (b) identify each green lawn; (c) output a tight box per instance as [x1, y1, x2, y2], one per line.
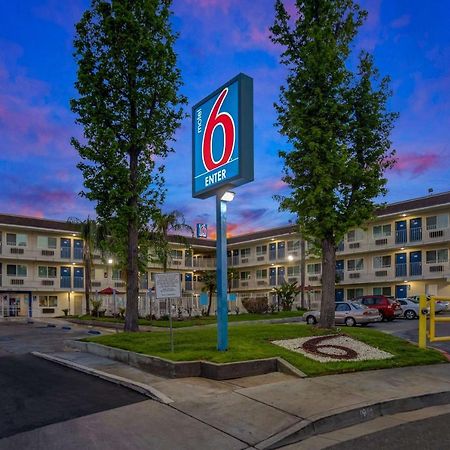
[72, 310, 305, 328]
[84, 323, 446, 377]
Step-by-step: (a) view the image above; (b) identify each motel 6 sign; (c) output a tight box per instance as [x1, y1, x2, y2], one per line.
[192, 73, 254, 199]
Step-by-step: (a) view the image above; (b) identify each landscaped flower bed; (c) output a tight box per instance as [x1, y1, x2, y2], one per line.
[272, 334, 393, 363]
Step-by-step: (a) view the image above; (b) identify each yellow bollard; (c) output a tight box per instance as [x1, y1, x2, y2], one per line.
[418, 294, 428, 348]
[429, 296, 436, 342]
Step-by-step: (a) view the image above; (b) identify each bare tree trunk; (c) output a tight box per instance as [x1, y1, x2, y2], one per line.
[300, 238, 306, 309]
[84, 252, 91, 315]
[319, 238, 336, 328]
[207, 291, 212, 316]
[124, 146, 139, 332]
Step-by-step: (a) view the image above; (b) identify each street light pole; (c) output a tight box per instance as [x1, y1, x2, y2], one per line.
[216, 191, 234, 351]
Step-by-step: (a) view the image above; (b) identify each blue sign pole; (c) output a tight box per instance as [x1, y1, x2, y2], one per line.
[192, 73, 253, 353]
[216, 193, 228, 351]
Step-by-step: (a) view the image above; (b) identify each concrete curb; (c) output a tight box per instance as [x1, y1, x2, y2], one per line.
[31, 351, 173, 405]
[67, 340, 307, 380]
[255, 390, 450, 449]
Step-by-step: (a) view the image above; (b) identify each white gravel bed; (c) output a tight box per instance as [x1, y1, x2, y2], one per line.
[272, 334, 393, 363]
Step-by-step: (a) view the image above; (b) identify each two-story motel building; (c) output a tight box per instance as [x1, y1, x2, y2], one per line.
[1, 191, 450, 318]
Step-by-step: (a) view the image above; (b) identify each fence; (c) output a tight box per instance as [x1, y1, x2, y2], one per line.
[88, 290, 310, 319]
[418, 295, 450, 348]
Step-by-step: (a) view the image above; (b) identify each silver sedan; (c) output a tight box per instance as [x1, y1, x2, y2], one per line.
[304, 301, 382, 327]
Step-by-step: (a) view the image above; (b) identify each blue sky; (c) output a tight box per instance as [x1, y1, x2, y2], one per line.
[1, 0, 449, 236]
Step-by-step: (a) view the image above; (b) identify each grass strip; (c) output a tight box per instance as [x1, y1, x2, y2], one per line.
[85, 323, 446, 377]
[71, 310, 305, 328]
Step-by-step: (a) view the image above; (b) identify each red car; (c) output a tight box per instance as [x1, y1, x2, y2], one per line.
[353, 295, 402, 321]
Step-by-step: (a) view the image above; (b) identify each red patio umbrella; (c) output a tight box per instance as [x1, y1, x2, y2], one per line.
[98, 287, 124, 295]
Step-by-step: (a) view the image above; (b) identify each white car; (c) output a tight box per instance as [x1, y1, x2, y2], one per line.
[407, 296, 449, 314]
[304, 301, 381, 327]
[397, 298, 419, 320]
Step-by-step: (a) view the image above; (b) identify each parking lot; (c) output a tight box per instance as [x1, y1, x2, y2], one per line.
[370, 313, 450, 354]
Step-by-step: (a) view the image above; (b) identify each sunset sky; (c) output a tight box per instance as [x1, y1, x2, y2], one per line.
[1, 0, 449, 237]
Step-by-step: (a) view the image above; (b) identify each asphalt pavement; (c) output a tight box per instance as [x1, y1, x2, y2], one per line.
[327, 412, 450, 450]
[370, 313, 450, 354]
[0, 321, 147, 440]
[0, 354, 146, 439]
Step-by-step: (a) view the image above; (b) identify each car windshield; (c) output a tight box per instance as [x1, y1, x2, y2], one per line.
[351, 302, 365, 310]
[408, 298, 419, 304]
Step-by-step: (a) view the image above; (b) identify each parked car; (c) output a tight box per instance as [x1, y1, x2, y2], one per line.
[353, 295, 402, 321]
[397, 298, 419, 320]
[408, 295, 449, 313]
[304, 301, 381, 327]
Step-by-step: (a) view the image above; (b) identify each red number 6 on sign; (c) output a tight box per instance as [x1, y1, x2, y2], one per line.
[202, 88, 235, 171]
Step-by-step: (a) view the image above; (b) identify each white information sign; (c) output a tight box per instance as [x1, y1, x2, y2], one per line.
[154, 272, 181, 299]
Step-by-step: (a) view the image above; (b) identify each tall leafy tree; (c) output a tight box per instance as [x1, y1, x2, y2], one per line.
[271, 0, 397, 328]
[71, 0, 186, 331]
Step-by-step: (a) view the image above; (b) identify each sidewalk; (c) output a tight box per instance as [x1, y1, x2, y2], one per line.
[17, 349, 450, 449]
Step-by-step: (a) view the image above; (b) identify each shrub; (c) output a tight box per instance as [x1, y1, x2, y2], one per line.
[90, 299, 103, 317]
[242, 297, 268, 314]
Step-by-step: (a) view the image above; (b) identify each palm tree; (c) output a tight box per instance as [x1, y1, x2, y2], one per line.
[201, 270, 216, 316]
[68, 217, 99, 315]
[227, 267, 239, 293]
[151, 210, 193, 272]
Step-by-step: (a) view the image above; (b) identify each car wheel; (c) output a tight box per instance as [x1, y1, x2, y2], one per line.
[380, 312, 386, 322]
[306, 315, 317, 325]
[404, 310, 417, 320]
[345, 317, 356, 327]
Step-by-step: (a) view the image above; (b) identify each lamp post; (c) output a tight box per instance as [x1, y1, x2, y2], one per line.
[216, 190, 235, 351]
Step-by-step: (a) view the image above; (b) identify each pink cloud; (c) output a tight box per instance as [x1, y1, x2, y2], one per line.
[182, 0, 236, 14]
[33, 0, 84, 34]
[0, 61, 78, 159]
[14, 207, 45, 218]
[409, 73, 450, 115]
[174, 0, 279, 55]
[392, 152, 441, 175]
[391, 14, 410, 29]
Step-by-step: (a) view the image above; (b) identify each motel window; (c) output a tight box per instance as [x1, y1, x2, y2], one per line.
[373, 224, 391, 238]
[347, 288, 363, 300]
[6, 233, 28, 247]
[37, 236, 57, 249]
[347, 229, 364, 242]
[373, 255, 391, 269]
[170, 250, 183, 259]
[373, 287, 392, 296]
[307, 263, 321, 275]
[426, 214, 449, 230]
[39, 295, 58, 307]
[347, 258, 364, 271]
[287, 240, 300, 251]
[256, 245, 267, 256]
[38, 266, 57, 278]
[426, 249, 449, 264]
[112, 269, 123, 280]
[240, 271, 251, 280]
[7, 264, 27, 277]
[287, 266, 300, 277]
[240, 248, 251, 257]
[256, 269, 267, 279]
